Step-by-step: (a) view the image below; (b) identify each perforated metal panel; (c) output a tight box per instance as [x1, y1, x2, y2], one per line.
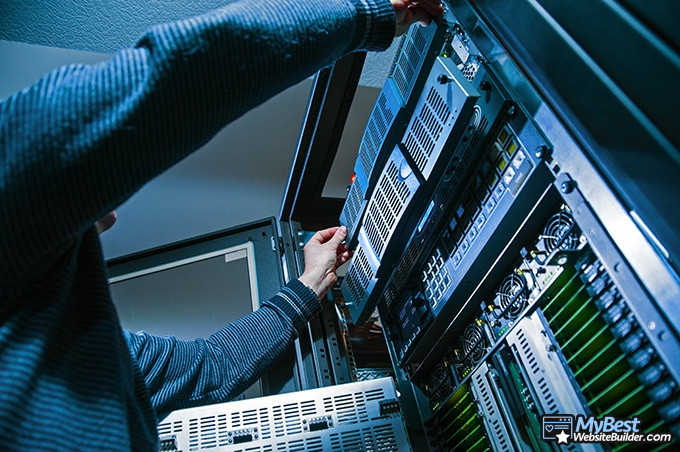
[401, 57, 478, 181]
[382, 238, 426, 312]
[379, 107, 489, 317]
[421, 247, 453, 312]
[344, 21, 444, 238]
[342, 58, 479, 324]
[343, 244, 373, 306]
[460, 59, 480, 82]
[158, 378, 409, 451]
[506, 312, 590, 418]
[341, 228, 381, 319]
[339, 175, 366, 248]
[362, 147, 420, 261]
[340, 22, 445, 254]
[354, 81, 401, 194]
[469, 363, 514, 451]
[404, 87, 450, 174]
[390, 22, 440, 105]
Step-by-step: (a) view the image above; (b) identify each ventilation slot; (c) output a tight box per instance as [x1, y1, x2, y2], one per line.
[257, 408, 271, 440]
[383, 286, 398, 312]
[340, 178, 364, 231]
[516, 329, 540, 375]
[303, 436, 323, 452]
[460, 61, 479, 82]
[445, 109, 488, 195]
[403, 87, 451, 175]
[536, 377, 558, 414]
[301, 401, 315, 417]
[327, 390, 374, 425]
[422, 247, 451, 307]
[392, 41, 418, 101]
[363, 160, 412, 259]
[475, 374, 496, 419]
[283, 404, 302, 435]
[412, 24, 427, 53]
[231, 409, 259, 428]
[390, 24, 429, 102]
[344, 246, 373, 304]
[188, 416, 217, 450]
[384, 236, 427, 311]
[329, 425, 398, 452]
[358, 141, 374, 185]
[343, 268, 365, 308]
[269, 402, 313, 438]
[356, 88, 398, 190]
[158, 420, 184, 436]
[365, 389, 385, 402]
[374, 424, 399, 451]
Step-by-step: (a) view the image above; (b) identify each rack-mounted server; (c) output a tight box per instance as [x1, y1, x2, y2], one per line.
[339, 1, 680, 450]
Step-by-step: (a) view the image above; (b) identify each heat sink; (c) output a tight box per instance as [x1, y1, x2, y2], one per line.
[426, 383, 491, 451]
[541, 253, 678, 449]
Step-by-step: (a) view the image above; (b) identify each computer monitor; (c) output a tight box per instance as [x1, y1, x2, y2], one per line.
[109, 242, 259, 342]
[106, 219, 293, 400]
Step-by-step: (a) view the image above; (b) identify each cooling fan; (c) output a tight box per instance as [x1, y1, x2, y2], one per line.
[462, 321, 487, 365]
[452, 319, 489, 379]
[494, 272, 529, 320]
[542, 208, 581, 253]
[427, 361, 454, 404]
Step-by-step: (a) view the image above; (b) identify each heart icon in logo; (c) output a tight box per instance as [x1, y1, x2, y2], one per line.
[545, 425, 554, 432]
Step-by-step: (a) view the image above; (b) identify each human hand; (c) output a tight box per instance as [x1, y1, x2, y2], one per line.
[391, 0, 444, 36]
[298, 226, 353, 299]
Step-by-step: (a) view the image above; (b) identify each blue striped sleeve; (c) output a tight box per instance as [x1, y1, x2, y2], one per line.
[263, 279, 321, 333]
[124, 279, 321, 416]
[0, 0, 395, 293]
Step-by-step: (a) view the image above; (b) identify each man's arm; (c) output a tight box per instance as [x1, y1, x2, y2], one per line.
[126, 227, 351, 417]
[125, 280, 317, 418]
[0, 0, 396, 292]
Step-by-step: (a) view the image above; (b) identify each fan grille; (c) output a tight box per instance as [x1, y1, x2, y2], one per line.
[463, 323, 486, 364]
[543, 209, 580, 252]
[428, 363, 453, 402]
[496, 273, 528, 320]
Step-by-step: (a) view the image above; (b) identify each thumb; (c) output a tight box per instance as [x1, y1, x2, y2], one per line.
[329, 226, 347, 246]
[411, 7, 432, 27]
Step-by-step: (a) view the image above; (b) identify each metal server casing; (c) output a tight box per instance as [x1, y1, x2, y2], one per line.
[341, 56, 479, 323]
[157, 378, 410, 451]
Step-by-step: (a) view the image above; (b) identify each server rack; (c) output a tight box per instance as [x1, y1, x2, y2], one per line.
[335, 1, 679, 451]
[113, 1, 679, 450]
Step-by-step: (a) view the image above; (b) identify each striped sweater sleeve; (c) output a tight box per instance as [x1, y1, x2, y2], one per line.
[124, 279, 320, 416]
[0, 0, 395, 293]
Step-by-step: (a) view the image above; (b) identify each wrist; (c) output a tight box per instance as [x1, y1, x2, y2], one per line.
[263, 280, 322, 333]
[298, 274, 323, 299]
[348, 0, 396, 51]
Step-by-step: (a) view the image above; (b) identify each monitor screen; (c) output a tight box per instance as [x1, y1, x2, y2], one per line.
[110, 242, 259, 341]
[109, 242, 261, 399]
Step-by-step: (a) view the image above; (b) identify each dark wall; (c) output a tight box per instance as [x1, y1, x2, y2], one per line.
[0, 0, 232, 52]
